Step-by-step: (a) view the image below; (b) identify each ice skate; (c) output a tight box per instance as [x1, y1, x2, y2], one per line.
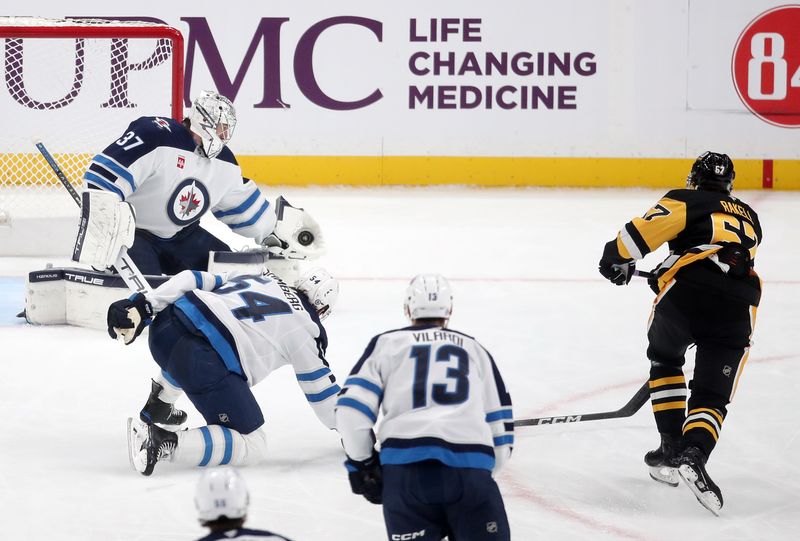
[127, 417, 178, 476]
[139, 379, 187, 430]
[644, 434, 680, 487]
[674, 446, 723, 516]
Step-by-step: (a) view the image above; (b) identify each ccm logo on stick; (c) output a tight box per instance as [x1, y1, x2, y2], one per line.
[536, 415, 582, 424]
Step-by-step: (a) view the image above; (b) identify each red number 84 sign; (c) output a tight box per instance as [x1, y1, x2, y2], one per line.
[732, 5, 800, 128]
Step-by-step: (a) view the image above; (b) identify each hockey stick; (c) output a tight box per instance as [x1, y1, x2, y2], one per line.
[513, 381, 650, 427]
[34, 140, 153, 295]
[633, 269, 655, 279]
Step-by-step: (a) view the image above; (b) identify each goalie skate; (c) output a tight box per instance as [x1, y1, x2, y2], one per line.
[127, 417, 178, 476]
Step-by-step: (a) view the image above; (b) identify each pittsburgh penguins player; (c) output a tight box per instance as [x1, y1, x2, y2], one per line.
[598, 151, 762, 515]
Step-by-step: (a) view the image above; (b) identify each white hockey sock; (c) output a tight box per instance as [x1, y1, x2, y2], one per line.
[154, 371, 183, 403]
[175, 426, 268, 467]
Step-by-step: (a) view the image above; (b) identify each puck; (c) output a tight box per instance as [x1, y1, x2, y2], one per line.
[298, 230, 314, 246]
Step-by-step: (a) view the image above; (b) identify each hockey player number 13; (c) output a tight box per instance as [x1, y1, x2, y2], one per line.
[410, 344, 470, 408]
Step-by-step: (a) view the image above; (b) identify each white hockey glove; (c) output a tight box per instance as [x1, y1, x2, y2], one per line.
[261, 196, 325, 260]
[73, 190, 136, 270]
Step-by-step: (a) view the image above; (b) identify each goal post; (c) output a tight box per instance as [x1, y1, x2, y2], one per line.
[0, 17, 184, 256]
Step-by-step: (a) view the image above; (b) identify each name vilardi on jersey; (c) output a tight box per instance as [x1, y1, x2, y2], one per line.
[412, 330, 464, 347]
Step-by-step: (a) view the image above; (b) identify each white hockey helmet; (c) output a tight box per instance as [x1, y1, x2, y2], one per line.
[295, 267, 339, 321]
[188, 90, 237, 159]
[404, 274, 453, 321]
[195, 467, 249, 523]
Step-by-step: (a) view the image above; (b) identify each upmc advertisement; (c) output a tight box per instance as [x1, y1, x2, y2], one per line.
[3, 0, 799, 187]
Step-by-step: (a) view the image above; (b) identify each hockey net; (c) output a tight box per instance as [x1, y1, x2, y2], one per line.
[0, 17, 183, 255]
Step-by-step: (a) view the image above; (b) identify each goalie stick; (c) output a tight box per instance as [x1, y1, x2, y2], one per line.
[34, 140, 153, 296]
[513, 381, 649, 427]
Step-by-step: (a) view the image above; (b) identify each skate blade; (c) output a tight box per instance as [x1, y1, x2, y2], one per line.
[154, 421, 186, 433]
[648, 465, 679, 487]
[126, 417, 149, 475]
[678, 464, 722, 516]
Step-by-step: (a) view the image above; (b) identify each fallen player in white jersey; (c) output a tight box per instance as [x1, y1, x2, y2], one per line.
[107, 267, 340, 475]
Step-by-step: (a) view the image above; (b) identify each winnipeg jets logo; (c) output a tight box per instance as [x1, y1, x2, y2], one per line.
[167, 178, 210, 226]
[179, 188, 202, 217]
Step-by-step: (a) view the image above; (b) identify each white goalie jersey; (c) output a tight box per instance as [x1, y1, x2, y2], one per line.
[148, 269, 339, 428]
[83, 116, 275, 242]
[336, 324, 514, 472]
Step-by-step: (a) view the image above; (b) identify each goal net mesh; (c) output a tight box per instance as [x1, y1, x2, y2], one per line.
[0, 17, 182, 253]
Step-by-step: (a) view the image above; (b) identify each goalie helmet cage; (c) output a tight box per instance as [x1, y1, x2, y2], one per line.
[0, 17, 184, 256]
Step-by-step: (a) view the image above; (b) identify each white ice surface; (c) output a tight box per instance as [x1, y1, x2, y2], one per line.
[0, 187, 798, 540]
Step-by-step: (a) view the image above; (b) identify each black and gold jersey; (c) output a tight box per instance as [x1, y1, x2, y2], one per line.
[611, 189, 762, 297]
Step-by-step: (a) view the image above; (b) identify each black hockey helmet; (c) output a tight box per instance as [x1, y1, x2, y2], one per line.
[686, 151, 735, 194]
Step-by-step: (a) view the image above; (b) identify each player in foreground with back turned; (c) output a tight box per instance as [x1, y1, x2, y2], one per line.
[76, 89, 324, 276]
[107, 267, 340, 475]
[336, 275, 513, 541]
[598, 152, 762, 515]
[195, 467, 293, 541]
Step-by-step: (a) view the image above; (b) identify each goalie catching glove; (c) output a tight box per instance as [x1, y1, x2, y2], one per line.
[73, 190, 136, 270]
[261, 196, 325, 260]
[108, 293, 153, 345]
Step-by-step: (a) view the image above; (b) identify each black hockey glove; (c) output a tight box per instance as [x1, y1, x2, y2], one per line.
[345, 452, 383, 505]
[599, 240, 635, 285]
[107, 293, 154, 345]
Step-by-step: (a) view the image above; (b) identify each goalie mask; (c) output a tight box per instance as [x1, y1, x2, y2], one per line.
[296, 267, 339, 321]
[686, 151, 735, 194]
[404, 274, 453, 321]
[195, 467, 249, 523]
[188, 90, 237, 159]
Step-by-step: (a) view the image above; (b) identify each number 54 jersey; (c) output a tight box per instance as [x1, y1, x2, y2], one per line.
[149, 270, 340, 426]
[336, 324, 514, 472]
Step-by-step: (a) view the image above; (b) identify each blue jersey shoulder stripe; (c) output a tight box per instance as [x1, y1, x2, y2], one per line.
[175, 292, 243, 377]
[229, 200, 270, 229]
[84, 173, 125, 200]
[94, 154, 135, 192]
[213, 190, 260, 218]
